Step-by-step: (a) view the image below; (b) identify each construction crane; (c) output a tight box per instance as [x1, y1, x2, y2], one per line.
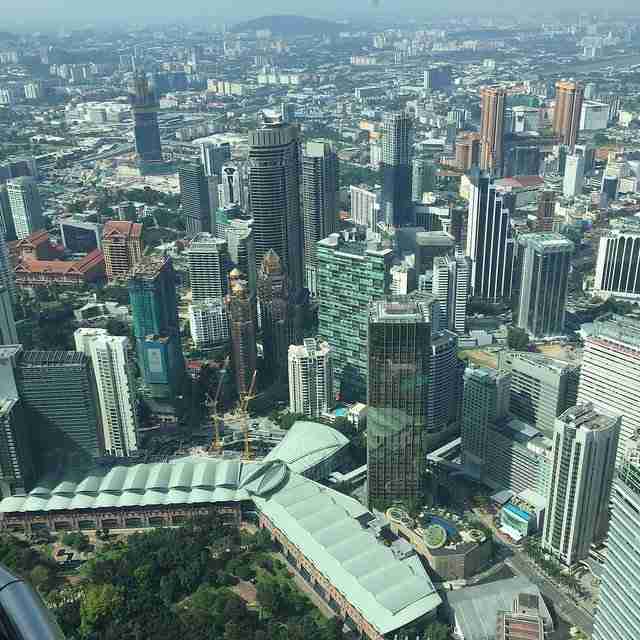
[206, 357, 229, 454]
[238, 370, 257, 461]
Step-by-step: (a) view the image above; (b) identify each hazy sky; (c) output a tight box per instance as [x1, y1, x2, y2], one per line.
[1, 0, 634, 28]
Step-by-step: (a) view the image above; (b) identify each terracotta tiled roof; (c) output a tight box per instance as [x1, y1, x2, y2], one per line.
[16, 250, 104, 275]
[103, 221, 143, 239]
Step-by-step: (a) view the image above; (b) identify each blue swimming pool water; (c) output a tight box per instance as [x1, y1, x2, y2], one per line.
[424, 515, 458, 537]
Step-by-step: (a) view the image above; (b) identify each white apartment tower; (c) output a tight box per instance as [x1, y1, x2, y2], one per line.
[74, 328, 138, 457]
[288, 339, 333, 418]
[6, 177, 43, 240]
[432, 254, 471, 334]
[542, 403, 620, 566]
[563, 154, 585, 198]
[187, 233, 228, 303]
[189, 300, 230, 349]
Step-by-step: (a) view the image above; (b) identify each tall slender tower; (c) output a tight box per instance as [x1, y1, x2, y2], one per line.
[536, 191, 556, 232]
[179, 163, 212, 235]
[200, 141, 231, 177]
[302, 141, 338, 293]
[479, 86, 506, 176]
[381, 111, 413, 227]
[288, 339, 333, 418]
[248, 110, 303, 290]
[227, 276, 257, 396]
[129, 72, 162, 164]
[553, 81, 584, 151]
[187, 233, 229, 303]
[6, 177, 43, 240]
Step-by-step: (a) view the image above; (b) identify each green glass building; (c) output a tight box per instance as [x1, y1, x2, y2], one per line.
[317, 231, 392, 401]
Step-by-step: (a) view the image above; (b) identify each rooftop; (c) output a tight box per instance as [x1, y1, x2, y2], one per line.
[19, 350, 88, 366]
[592, 313, 640, 349]
[518, 232, 574, 252]
[370, 299, 428, 324]
[559, 402, 619, 432]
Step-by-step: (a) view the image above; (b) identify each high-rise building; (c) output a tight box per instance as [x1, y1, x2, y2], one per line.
[455, 133, 481, 172]
[465, 172, 513, 302]
[189, 299, 230, 349]
[553, 81, 584, 151]
[479, 86, 507, 175]
[367, 298, 431, 507]
[302, 141, 338, 292]
[411, 158, 436, 202]
[381, 111, 413, 227]
[592, 462, 640, 640]
[577, 314, 640, 463]
[499, 351, 580, 437]
[74, 329, 138, 457]
[432, 254, 471, 334]
[516, 233, 573, 339]
[288, 338, 333, 418]
[179, 163, 212, 235]
[248, 110, 303, 290]
[102, 221, 143, 282]
[128, 256, 184, 399]
[542, 403, 619, 566]
[17, 350, 103, 474]
[0, 286, 17, 346]
[0, 234, 14, 303]
[224, 216, 256, 293]
[227, 277, 257, 396]
[461, 367, 511, 470]
[6, 177, 43, 240]
[0, 185, 16, 241]
[187, 233, 229, 303]
[415, 231, 455, 276]
[129, 72, 162, 164]
[423, 65, 452, 92]
[594, 225, 640, 301]
[220, 163, 245, 210]
[562, 154, 584, 198]
[350, 185, 381, 230]
[200, 141, 231, 177]
[536, 191, 556, 232]
[317, 231, 392, 401]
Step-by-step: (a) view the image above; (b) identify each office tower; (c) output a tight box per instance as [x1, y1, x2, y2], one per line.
[390, 263, 415, 295]
[6, 177, 43, 240]
[415, 231, 455, 276]
[74, 329, 138, 457]
[288, 338, 333, 418]
[594, 226, 640, 301]
[504, 145, 541, 178]
[423, 65, 451, 92]
[257, 251, 297, 381]
[411, 158, 436, 202]
[225, 217, 256, 294]
[367, 298, 431, 507]
[499, 351, 580, 437]
[479, 86, 506, 175]
[542, 404, 619, 566]
[102, 220, 143, 282]
[17, 351, 103, 473]
[516, 233, 573, 339]
[578, 314, 640, 463]
[200, 141, 231, 177]
[350, 185, 381, 230]
[0, 286, 17, 346]
[187, 233, 229, 302]
[128, 256, 184, 399]
[462, 367, 511, 469]
[60, 218, 103, 253]
[553, 81, 584, 151]
[465, 172, 513, 302]
[317, 231, 392, 401]
[248, 110, 303, 290]
[189, 299, 230, 349]
[179, 163, 212, 235]
[281, 101, 296, 123]
[601, 175, 618, 203]
[455, 133, 481, 172]
[432, 254, 471, 334]
[227, 278, 257, 396]
[0, 397, 33, 498]
[129, 72, 162, 164]
[0, 185, 16, 241]
[0, 234, 14, 303]
[592, 462, 640, 640]
[562, 154, 584, 198]
[302, 141, 339, 292]
[220, 163, 245, 210]
[381, 111, 413, 227]
[536, 191, 556, 232]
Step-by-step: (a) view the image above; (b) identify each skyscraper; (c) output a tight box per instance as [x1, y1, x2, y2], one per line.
[102, 221, 143, 282]
[288, 339, 333, 418]
[179, 163, 212, 235]
[411, 158, 436, 202]
[381, 111, 413, 227]
[220, 163, 246, 210]
[0, 234, 14, 303]
[227, 277, 257, 396]
[516, 233, 573, 339]
[200, 141, 231, 177]
[542, 403, 619, 566]
[248, 110, 303, 290]
[0, 286, 17, 347]
[432, 254, 471, 334]
[592, 462, 640, 640]
[562, 154, 584, 198]
[128, 256, 184, 399]
[74, 329, 138, 457]
[0, 185, 16, 241]
[479, 86, 507, 175]
[553, 80, 584, 151]
[225, 216, 256, 294]
[6, 177, 43, 240]
[129, 72, 162, 164]
[455, 133, 481, 172]
[367, 298, 431, 507]
[189, 299, 230, 350]
[577, 314, 640, 463]
[465, 172, 513, 302]
[317, 231, 393, 401]
[187, 233, 229, 302]
[536, 191, 556, 232]
[594, 225, 640, 301]
[302, 141, 339, 293]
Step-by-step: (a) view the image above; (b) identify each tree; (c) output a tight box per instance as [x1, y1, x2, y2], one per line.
[62, 531, 91, 552]
[507, 326, 530, 351]
[80, 583, 124, 636]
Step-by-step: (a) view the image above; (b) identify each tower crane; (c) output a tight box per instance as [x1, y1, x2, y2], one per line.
[238, 370, 257, 461]
[206, 356, 229, 455]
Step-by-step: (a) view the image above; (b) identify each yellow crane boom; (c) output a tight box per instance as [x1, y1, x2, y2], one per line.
[206, 356, 229, 454]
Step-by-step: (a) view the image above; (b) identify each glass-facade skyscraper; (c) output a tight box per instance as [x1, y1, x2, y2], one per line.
[129, 72, 162, 165]
[381, 112, 413, 228]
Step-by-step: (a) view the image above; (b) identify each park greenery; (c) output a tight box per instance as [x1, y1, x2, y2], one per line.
[523, 537, 583, 597]
[507, 326, 533, 352]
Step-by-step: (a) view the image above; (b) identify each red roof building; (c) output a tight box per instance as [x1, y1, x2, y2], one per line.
[15, 249, 105, 287]
[102, 221, 143, 282]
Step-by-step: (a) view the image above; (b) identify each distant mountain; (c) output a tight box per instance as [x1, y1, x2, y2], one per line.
[232, 15, 342, 36]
